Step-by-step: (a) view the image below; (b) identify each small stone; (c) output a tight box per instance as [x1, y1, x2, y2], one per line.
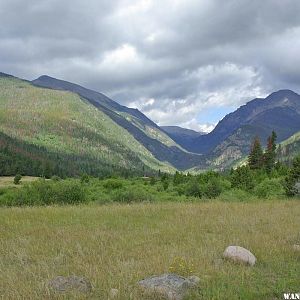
[292, 244, 300, 251]
[109, 288, 119, 298]
[223, 246, 256, 266]
[48, 275, 92, 293]
[138, 273, 199, 300]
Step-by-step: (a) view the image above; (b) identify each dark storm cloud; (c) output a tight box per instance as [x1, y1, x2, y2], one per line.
[1, 0, 300, 132]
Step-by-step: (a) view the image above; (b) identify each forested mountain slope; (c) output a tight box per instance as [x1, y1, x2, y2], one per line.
[0, 74, 174, 176]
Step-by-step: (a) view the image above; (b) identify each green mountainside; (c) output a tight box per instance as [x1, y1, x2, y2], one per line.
[0, 76, 174, 177]
[32, 75, 204, 170]
[277, 131, 300, 164]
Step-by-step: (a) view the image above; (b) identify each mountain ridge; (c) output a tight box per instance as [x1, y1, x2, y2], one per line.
[32, 75, 205, 170]
[1, 71, 299, 174]
[186, 89, 300, 155]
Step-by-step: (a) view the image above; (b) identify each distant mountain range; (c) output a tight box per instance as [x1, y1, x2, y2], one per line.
[0, 71, 299, 175]
[161, 126, 204, 148]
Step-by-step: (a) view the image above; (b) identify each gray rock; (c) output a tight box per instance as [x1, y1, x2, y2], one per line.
[187, 275, 200, 286]
[223, 246, 256, 266]
[138, 273, 199, 300]
[48, 275, 92, 293]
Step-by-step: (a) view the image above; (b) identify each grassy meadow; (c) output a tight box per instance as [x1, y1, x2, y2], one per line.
[1, 201, 300, 299]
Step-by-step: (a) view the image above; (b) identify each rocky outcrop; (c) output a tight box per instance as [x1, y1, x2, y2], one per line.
[138, 273, 199, 300]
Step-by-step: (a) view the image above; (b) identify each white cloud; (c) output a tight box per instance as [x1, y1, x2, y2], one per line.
[0, 0, 300, 128]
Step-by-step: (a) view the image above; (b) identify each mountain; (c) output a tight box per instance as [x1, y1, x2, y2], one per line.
[186, 90, 300, 170]
[186, 90, 300, 155]
[277, 131, 300, 163]
[32, 76, 204, 170]
[161, 126, 204, 149]
[1, 71, 299, 174]
[0, 73, 175, 177]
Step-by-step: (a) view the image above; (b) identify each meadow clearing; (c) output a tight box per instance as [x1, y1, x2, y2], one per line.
[0, 200, 299, 299]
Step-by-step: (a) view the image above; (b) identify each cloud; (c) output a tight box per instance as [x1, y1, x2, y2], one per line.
[0, 0, 299, 130]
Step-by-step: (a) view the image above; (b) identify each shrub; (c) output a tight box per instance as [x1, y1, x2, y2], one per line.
[80, 173, 90, 183]
[150, 177, 156, 185]
[163, 181, 169, 191]
[185, 179, 202, 198]
[14, 174, 22, 185]
[284, 155, 300, 197]
[51, 175, 61, 182]
[254, 178, 284, 198]
[103, 179, 123, 190]
[231, 166, 255, 192]
[3, 180, 85, 206]
[203, 178, 222, 198]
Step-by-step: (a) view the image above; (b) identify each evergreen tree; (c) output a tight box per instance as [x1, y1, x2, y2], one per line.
[248, 136, 263, 169]
[264, 131, 277, 173]
[284, 155, 300, 196]
[230, 165, 255, 191]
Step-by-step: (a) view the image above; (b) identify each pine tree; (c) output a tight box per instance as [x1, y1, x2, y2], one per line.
[248, 136, 263, 169]
[284, 155, 300, 196]
[264, 131, 277, 173]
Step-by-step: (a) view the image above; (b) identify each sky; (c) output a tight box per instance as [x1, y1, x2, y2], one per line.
[1, 0, 300, 132]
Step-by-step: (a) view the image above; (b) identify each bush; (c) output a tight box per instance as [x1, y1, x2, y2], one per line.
[80, 173, 90, 183]
[2, 180, 86, 206]
[163, 181, 169, 191]
[51, 175, 61, 182]
[203, 178, 222, 198]
[254, 178, 284, 198]
[150, 177, 156, 185]
[14, 174, 22, 185]
[231, 166, 255, 192]
[103, 179, 123, 190]
[185, 179, 202, 198]
[284, 155, 300, 197]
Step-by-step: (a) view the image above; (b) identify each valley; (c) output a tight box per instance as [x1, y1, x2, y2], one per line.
[1, 72, 300, 176]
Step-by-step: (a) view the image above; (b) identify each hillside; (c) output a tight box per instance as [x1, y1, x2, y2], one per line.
[185, 90, 300, 155]
[277, 131, 300, 164]
[186, 90, 300, 170]
[0, 74, 174, 176]
[161, 125, 204, 149]
[32, 76, 206, 170]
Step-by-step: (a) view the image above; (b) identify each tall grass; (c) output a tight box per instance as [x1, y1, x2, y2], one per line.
[0, 201, 299, 299]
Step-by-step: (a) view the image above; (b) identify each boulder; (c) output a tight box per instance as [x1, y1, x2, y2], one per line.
[223, 246, 256, 266]
[138, 273, 199, 300]
[48, 275, 92, 293]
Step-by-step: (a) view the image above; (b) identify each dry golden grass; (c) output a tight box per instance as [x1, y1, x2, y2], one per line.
[0, 201, 299, 299]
